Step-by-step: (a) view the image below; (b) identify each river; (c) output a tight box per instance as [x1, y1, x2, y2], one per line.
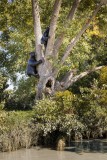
[0, 139, 107, 160]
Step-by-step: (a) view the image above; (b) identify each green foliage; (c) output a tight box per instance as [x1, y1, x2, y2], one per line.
[0, 0, 107, 81]
[0, 0, 34, 78]
[99, 67, 107, 85]
[54, 90, 75, 113]
[0, 73, 8, 110]
[5, 77, 36, 110]
[0, 82, 107, 150]
[33, 91, 84, 137]
[0, 74, 7, 94]
[75, 77, 107, 138]
[0, 0, 107, 150]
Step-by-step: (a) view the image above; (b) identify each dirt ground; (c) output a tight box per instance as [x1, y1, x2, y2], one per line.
[0, 148, 107, 160]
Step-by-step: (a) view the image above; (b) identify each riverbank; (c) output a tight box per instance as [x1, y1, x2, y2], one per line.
[0, 148, 107, 160]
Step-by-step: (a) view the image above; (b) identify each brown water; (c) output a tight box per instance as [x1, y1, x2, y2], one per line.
[0, 139, 107, 160]
[0, 147, 107, 160]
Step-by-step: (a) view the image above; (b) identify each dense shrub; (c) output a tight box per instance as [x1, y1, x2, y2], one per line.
[32, 91, 85, 145]
[75, 84, 107, 138]
[1, 77, 37, 111]
[0, 111, 39, 151]
[0, 73, 8, 110]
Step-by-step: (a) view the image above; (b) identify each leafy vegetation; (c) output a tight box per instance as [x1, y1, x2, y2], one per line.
[0, 111, 35, 151]
[0, 0, 107, 152]
[0, 70, 107, 151]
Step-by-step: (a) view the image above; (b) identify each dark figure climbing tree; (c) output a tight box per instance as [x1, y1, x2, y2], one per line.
[31, 0, 107, 99]
[26, 52, 43, 77]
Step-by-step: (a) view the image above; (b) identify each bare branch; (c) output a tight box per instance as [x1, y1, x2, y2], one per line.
[62, 66, 104, 90]
[45, 0, 62, 56]
[32, 0, 43, 59]
[67, 0, 81, 20]
[61, 3, 103, 65]
[53, 0, 81, 58]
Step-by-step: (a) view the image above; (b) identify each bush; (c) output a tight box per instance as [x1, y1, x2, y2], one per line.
[32, 92, 85, 145]
[0, 110, 39, 151]
[75, 84, 107, 139]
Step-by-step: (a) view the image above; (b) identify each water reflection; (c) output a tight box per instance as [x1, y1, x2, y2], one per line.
[65, 139, 107, 153]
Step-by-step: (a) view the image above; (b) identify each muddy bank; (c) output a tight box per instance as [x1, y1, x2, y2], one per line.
[0, 148, 107, 160]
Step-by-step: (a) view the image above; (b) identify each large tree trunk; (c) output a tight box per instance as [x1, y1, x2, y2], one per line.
[32, 0, 62, 99]
[32, 0, 106, 100]
[36, 58, 55, 99]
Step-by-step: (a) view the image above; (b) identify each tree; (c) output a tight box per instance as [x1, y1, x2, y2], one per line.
[31, 0, 107, 99]
[0, 73, 8, 109]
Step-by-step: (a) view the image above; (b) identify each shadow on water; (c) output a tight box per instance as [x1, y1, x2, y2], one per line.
[65, 139, 107, 153]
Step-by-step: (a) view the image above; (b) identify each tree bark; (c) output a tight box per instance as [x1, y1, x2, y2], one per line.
[32, 0, 62, 99]
[32, 0, 47, 99]
[32, 0, 42, 56]
[32, 0, 44, 77]
[45, 0, 62, 56]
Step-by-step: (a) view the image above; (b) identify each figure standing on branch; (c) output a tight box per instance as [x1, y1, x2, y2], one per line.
[41, 26, 50, 48]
